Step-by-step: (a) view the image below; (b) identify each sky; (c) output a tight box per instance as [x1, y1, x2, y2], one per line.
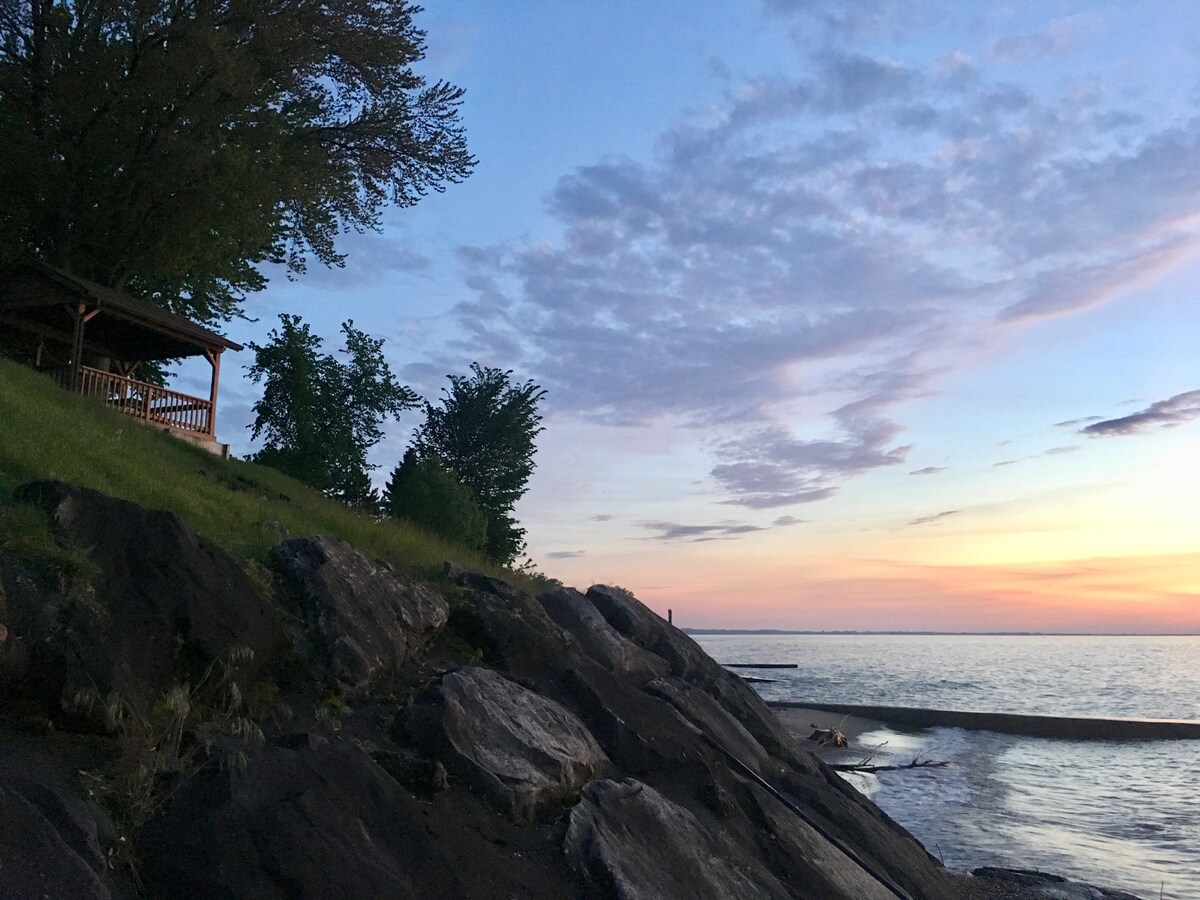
[179, 0, 1200, 633]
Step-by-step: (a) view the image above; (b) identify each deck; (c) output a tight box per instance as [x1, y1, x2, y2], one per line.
[46, 365, 215, 437]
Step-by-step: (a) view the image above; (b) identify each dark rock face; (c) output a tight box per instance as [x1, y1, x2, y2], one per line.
[586, 584, 812, 771]
[10, 481, 288, 715]
[401, 666, 611, 820]
[0, 775, 114, 900]
[564, 778, 791, 900]
[0, 552, 51, 688]
[269, 535, 448, 690]
[141, 733, 586, 900]
[538, 586, 669, 681]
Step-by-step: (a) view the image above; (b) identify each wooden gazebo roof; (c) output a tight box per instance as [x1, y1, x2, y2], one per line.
[0, 259, 242, 450]
[0, 260, 243, 361]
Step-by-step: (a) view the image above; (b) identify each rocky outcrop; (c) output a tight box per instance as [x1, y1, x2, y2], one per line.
[8, 481, 288, 717]
[1, 484, 970, 900]
[401, 666, 611, 820]
[141, 732, 587, 900]
[270, 535, 448, 690]
[565, 778, 792, 900]
[538, 586, 669, 681]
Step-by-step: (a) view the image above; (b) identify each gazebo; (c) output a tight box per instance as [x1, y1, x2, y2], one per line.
[0, 259, 243, 452]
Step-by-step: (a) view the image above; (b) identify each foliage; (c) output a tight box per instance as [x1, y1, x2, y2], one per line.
[411, 363, 546, 564]
[0, 0, 474, 324]
[74, 647, 266, 883]
[0, 357, 540, 589]
[382, 448, 488, 553]
[247, 315, 417, 506]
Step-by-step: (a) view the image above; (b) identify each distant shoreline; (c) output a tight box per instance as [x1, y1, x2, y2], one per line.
[684, 628, 1199, 636]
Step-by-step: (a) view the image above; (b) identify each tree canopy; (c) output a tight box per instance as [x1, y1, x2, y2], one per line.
[247, 315, 417, 504]
[410, 363, 546, 564]
[382, 448, 489, 554]
[0, 0, 474, 323]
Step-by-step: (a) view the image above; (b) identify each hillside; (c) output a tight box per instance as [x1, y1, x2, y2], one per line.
[0, 358, 1002, 899]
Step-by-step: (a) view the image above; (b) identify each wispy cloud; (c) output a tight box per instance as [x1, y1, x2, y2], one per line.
[546, 550, 586, 559]
[638, 520, 767, 542]
[1082, 390, 1200, 437]
[909, 466, 946, 475]
[907, 509, 961, 527]
[772, 515, 805, 526]
[589, 514, 614, 522]
[445, 5, 1200, 509]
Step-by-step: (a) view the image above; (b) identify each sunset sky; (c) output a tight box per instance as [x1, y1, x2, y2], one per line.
[184, 1, 1200, 633]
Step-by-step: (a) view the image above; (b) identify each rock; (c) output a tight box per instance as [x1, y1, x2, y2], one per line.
[643, 677, 775, 775]
[0, 776, 114, 900]
[564, 778, 792, 900]
[270, 536, 448, 690]
[401, 666, 611, 820]
[735, 779, 903, 900]
[10, 481, 288, 716]
[141, 733, 585, 900]
[586, 584, 812, 772]
[537, 587, 669, 681]
[972, 868, 1142, 900]
[446, 566, 583, 675]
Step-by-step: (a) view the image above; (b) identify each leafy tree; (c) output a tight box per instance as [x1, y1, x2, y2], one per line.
[382, 449, 488, 553]
[247, 315, 416, 504]
[0, 0, 474, 324]
[411, 363, 546, 564]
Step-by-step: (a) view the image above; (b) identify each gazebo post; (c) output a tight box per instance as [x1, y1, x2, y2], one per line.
[205, 348, 222, 435]
[70, 301, 87, 392]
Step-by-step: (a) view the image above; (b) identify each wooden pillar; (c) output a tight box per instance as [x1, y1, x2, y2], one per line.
[205, 348, 222, 436]
[70, 302, 86, 392]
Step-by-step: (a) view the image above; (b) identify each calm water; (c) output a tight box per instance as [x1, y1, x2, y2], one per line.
[694, 634, 1200, 900]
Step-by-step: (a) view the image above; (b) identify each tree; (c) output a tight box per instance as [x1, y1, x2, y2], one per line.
[247, 315, 417, 504]
[0, 0, 474, 324]
[382, 449, 488, 553]
[410, 363, 546, 564]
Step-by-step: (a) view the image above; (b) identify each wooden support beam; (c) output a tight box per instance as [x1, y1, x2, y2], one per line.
[70, 302, 87, 392]
[205, 348, 222, 435]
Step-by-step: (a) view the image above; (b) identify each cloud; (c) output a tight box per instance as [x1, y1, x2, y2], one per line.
[444, 11, 1200, 509]
[589, 514, 614, 522]
[638, 520, 767, 542]
[1082, 390, 1200, 437]
[907, 509, 961, 527]
[772, 515, 805, 526]
[1043, 445, 1078, 455]
[1054, 416, 1104, 428]
[546, 550, 586, 559]
[909, 466, 946, 475]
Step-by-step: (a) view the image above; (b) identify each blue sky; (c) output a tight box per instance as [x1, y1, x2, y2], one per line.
[179, 1, 1200, 631]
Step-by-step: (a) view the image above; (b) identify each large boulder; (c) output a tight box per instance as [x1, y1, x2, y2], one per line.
[400, 666, 611, 820]
[564, 778, 791, 900]
[538, 587, 669, 681]
[0, 780, 113, 900]
[10, 481, 288, 716]
[269, 536, 448, 691]
[0, 730, 118, 900]
[141, 732, 586, 899]
[586, 584, 811, 771]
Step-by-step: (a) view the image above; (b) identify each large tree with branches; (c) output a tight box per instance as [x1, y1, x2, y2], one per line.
[0, 0, 473, 323]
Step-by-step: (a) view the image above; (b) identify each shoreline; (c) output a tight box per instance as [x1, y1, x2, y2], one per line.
[776, 705, 1148, 900]
[768, 700, 1200, 741]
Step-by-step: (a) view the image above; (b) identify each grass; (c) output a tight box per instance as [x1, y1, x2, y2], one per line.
[0, 357, 520, 586]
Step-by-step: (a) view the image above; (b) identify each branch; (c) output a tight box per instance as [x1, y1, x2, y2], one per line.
[831, 757, 949, 774]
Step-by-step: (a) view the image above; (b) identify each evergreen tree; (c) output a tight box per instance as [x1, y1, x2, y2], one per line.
[382, 449, 488, 552]
[410, 364, 546, 564]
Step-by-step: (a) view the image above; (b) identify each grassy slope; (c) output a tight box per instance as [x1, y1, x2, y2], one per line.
[0, 357, 513, 585]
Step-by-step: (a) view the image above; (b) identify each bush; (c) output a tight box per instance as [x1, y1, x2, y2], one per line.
[382, 450, 489, 553]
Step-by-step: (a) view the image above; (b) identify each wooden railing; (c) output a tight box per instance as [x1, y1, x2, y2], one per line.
[47, 365, 213, 435]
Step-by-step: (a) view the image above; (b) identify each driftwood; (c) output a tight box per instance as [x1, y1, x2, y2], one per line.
[808, 721, 848, 748]
[830, 757, 948, 774]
